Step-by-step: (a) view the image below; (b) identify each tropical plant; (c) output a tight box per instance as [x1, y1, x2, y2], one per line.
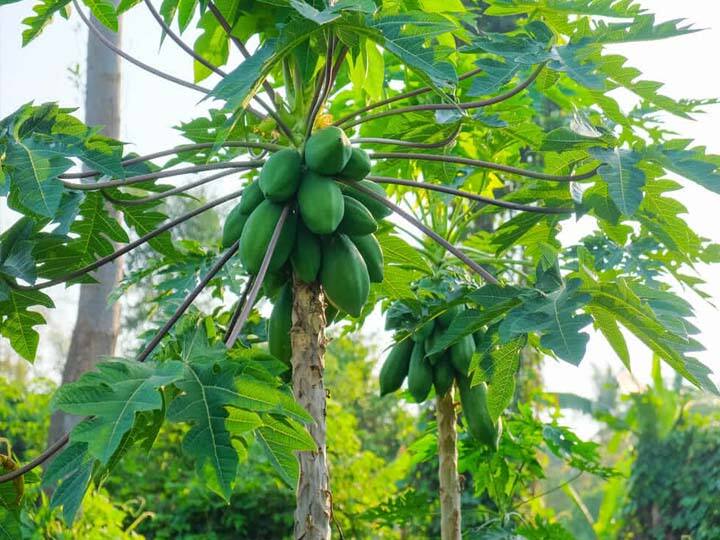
[2, 1, 720, 539]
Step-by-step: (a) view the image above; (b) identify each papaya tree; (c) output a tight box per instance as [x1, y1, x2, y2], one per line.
[2, 1, 720, 539]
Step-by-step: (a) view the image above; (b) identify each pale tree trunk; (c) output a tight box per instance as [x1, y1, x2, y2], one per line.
[437, 388, 461, 540]
[290, 279, 332, 539]
[48, 9, 123, 444]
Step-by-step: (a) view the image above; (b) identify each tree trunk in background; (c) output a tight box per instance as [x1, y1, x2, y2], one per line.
[290, 279, 331, 540]
[48, 11, 123, 445]
[437, 388, 461, 540]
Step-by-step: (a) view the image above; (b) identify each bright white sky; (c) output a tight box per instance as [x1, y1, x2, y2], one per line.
[1, 2, 719, 417]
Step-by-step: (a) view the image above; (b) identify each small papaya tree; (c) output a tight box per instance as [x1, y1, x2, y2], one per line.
[2, 1, 720, 538]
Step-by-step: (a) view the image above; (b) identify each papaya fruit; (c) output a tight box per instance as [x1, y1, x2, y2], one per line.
[408, 341, 433, 403]
[259, 148, 302, 202]
[433, 355, 455, 397]
[239, 201, 297, 274]
[350, 234, 383, 283]
[221, 203, 248, 248]
[340, 147, 371, 181]
[450, 334, 475, 376]
[337, 196, 377, 235]
[457, 374, 500, 449]
[340, 180, 392, 219]
[262, 269, 289, 300]
[290, 222, 322, 283]
[268, 284, 293, 364]
[424, 328, 444, 365]
[413, 319, 435, 343]
[325, 303, 339, 326]
[239, 180, 265, 215]
[379, 338, 413, 396]
[320, 234, 369, 317]
[298, 171, 345, 234]
[437, 304, 462, 328]
[304, 126, 352, 175]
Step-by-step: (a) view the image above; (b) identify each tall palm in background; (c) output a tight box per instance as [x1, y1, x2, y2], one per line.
[48, 5, 124, 445]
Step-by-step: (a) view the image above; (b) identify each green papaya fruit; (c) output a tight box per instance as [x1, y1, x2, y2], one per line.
[340, 180, 392, 219]
[268, 284, 293, 364]
[379, 338, 413, 396]
[424, 329, 444, 365]
[259, 148, 302, 202]
[262, 269, 289, 300]
[340, 147, 371, 181]
[349, 234, 383, 283]
[222, 203, 249, 248]
[298, 172, 345, 234]
[450, 334, 475, 376]
[408, 341, 433, 403]
[320, 234, 369, 317]
[239, 201, 297, 274]
[304, 126, 352, 175]
[457, 374, 500, 449]
[433, 356, 455, 397]
[325, 303, 339, 326]
[337, 196, 378, 235]
[239, 180, 265, 215]
[413, 319, 435, 343]
[437, 304, 462, 328]
[290, 222, 322, 283]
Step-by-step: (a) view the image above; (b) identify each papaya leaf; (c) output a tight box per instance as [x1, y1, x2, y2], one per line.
[289, 0, 341, 24]
[585, 279, 717, 394]
[425, 285, 525, 356]
[82, 0, 118, 31]
[0, 508, 21, 540]
[550, 42, 606, 90]
[540, 127, 604, 152]
[0, 240, 36, 284]
[176, 0, 196, 33]
[4, 139, 72, 218]
[210, 19, 322, 112]
[256, 414, 315, 487]
[119, 201, 178, 259]
[233, 378, 312, 423]
[473, 337, 524, 418]
[500, 273, 592, 365]
[0, 288, 53, 361]
[542, 424, 616, 478]
[42, 442, 94, 524]
[193, 12, 229, 83]
[167, 360, 241, 500]
[589, 146, 645, 216]
[53, 359, 184, 463]
[363, 12, 458, 88]
[582, 14, 699, 45]
[466, 59, 519, 97]
[649, 142, 720, 196]
[460, 28, 551, 65]
[20, 0, 71, 46]
[587, 305, 630, 369]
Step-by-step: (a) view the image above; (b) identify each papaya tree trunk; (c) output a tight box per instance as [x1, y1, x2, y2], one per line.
[290, 278, 332, 539]
[437, 388, 462, 540]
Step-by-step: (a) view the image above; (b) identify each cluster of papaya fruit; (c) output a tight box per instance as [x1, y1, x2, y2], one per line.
[379, 304, 502, 449]
[222, 126, 390, 362]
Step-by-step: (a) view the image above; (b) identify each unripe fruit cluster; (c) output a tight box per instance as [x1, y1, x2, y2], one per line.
[221, 127, 389, 363]
[380, 304, 502, 449]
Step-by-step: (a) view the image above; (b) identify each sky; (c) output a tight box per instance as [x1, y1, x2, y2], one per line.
[1, 2, 719, 419]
